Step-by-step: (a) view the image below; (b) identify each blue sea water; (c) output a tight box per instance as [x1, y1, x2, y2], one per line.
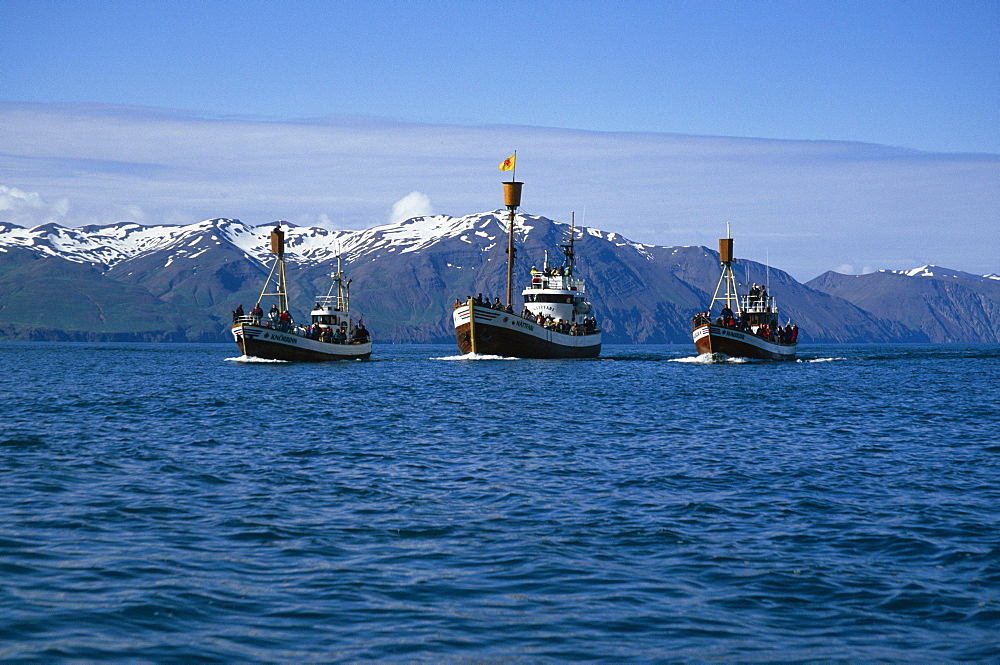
[1, 341, 998, 663]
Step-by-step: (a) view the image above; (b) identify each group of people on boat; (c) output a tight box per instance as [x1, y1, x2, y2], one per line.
[233, 301, 369, 344]
[522, 310, 598, 335]
[299, 321, 370, 344]
[303, 322, 346, 343]
[746, 283, 770, 309]
[757, 322, 797, 343]
[521, 307, 597, 335]
[455, 294, 516, 313]
[233, 303, 293, 329]
[691, 308, 798, 345]
[531, 265, 568, 277]
[451, 294, 599, 336]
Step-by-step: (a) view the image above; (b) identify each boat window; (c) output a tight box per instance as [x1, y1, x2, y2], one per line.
[533, 294, 575, 304]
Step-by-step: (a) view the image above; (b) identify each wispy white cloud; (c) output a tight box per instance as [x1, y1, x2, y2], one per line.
[833, 264, 877, 276]
[52, 197, 70, 217]
[389, 191, 434, 225]
[0, 184, 69, 225]
[0, 102, 996, 280]
[0, 185, 46, 212]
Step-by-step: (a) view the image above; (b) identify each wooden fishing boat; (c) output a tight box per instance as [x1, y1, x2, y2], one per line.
[452, 158, 601, 358]
[231, 225, 372, 361]
[691, 235, 798, 360]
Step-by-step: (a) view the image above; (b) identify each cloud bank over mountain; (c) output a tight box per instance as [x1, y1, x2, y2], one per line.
[390, 192, 434, 225]
[1, 102, 996, 281]
[0, 185, 69, 224]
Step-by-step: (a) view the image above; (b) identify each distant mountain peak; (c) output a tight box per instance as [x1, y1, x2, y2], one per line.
[881, 265, 998, 283]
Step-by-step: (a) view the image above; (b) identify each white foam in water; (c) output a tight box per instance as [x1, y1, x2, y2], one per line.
[799, 357, 846, 363]
[434, 353, 520, 361]
[670, 353, 750, 364]
[225, 355, 289, 363]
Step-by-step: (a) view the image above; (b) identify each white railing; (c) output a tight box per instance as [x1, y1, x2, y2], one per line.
[740, 294, 776, 313]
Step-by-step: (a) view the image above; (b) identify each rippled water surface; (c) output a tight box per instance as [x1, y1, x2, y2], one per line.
[1, 342, 998, 662]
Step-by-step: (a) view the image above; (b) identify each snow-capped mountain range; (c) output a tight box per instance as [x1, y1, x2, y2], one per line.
[0, 215, 997, 343]
[0, 213, 657, 270]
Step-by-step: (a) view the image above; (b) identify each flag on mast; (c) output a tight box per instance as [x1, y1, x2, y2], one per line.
[499, 154, 516, 171]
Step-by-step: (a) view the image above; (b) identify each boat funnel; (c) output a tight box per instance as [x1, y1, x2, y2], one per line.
[270, 227, 285, 255]
[719, 238, 734, 264]
[503, 181, 523, 210]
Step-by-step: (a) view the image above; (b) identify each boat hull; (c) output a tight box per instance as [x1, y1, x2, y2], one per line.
[453, 305, 601, 359]
[232, 324, 372, 361]
[693, 323, 796, 361]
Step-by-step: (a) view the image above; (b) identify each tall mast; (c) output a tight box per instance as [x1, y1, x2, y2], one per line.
[336, 254, 348, 312]
[708, 230, 740, 314]
[258, 224, 289, 313]
[502, 164, 523, 308]
[560, 211, 576, 275]
[322, 251, 351, 313]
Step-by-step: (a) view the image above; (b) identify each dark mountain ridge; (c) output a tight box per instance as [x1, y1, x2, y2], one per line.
[0, 215, 995, 344]
[807, 268, 1000, 343]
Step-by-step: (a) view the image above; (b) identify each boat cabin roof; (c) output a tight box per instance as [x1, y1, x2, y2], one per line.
[526, 269, 585, 293]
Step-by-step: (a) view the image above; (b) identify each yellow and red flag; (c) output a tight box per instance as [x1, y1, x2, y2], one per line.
[499, 154, 516, 171]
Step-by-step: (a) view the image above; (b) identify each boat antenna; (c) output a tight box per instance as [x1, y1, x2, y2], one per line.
[501, 151, 522, 308]
[560, 212, 577, 275]
[765, 247, 770, 294]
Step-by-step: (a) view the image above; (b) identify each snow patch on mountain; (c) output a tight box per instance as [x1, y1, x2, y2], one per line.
[0, 213, 539, 268]
[882, 265, 999, 283]
[345, 213, 508, 256]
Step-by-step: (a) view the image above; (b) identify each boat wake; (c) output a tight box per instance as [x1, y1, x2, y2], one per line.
[670, 353, 751, 364]
[434, 353, 520, 361]
[225, 355, 289, 363]
[798, 357, 847, 363]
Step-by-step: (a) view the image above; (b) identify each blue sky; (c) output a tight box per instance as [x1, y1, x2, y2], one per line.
[1, 0, 998, 279]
